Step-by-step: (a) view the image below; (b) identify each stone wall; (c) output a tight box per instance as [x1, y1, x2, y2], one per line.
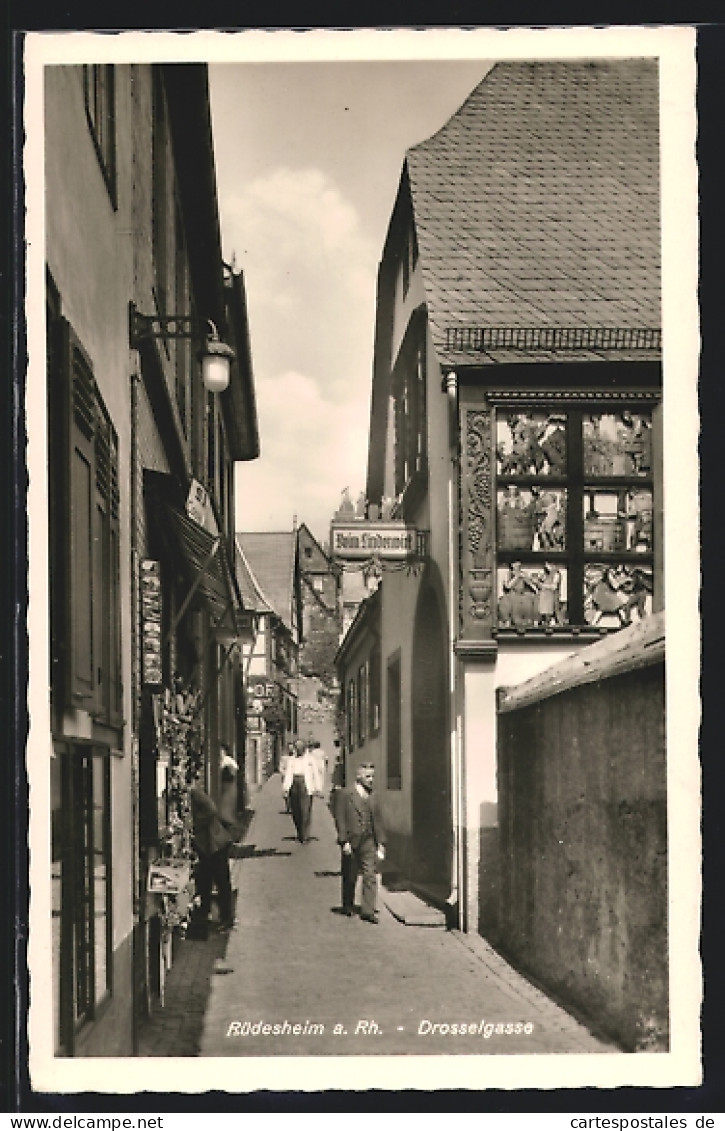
[496, 657, 667, 1051]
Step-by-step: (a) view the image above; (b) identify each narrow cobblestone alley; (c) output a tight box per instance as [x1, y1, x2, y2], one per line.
[138, 776, 615, 1059]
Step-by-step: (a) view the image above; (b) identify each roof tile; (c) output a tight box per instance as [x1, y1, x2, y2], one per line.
[405, 60, 660, 357]
[236, 532, 297, 632]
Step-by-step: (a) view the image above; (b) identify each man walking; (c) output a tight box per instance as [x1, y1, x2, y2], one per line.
[334, 761, 386, 923]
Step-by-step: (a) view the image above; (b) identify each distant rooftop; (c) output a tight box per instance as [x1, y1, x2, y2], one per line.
[236, 531, 297, 632]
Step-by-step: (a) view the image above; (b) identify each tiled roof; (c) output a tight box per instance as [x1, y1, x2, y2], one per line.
[236, 532, 297, 631]
[234, 538, 273, 615]
[405, 60, 660, 366]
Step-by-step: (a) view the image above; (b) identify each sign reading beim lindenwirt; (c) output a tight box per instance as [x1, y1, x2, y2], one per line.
[330, 522, 418, 561]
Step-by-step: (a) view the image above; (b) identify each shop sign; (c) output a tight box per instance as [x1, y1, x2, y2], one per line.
[147, 860, 191, 895]
[330, 522, 418, 561]
[186, 478, 219, 535]
[249, 679, 275, 700]
[141, 559, 163, 686]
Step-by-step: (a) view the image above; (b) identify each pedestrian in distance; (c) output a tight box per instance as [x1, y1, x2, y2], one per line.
[189, 764, 235, 934]
[279, 743, 294, 812]
[309, 738, 328, 794]
[282, 739, 323, 843]
[328, 750, 345, 814]
[334, 760, 386, 923]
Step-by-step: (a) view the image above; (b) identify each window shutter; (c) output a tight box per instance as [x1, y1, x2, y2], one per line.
[94, 407, 123, 726]
[59, 320, 97, 711]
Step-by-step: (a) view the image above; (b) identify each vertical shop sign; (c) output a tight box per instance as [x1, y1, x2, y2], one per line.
[141, 559, 163, 685]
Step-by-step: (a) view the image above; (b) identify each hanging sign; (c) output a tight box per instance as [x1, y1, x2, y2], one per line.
[186, 478, 219, 535]
[249, 680, 276, 700]
[141, 559, 163, 686]
[330, 522, 418, 561]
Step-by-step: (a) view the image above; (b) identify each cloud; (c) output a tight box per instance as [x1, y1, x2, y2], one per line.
[222, 168, 379, 541]
[222, 167, 378, 403]
[235, 368, 369, 544]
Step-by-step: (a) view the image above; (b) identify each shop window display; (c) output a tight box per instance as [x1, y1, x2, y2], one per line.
[148, 678, 204, 940]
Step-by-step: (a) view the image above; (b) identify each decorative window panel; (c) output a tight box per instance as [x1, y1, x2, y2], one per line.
[459, 391, 659, 642]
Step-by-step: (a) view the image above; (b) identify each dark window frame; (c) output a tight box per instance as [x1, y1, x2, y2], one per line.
[369, 640, 381, 737]
[401, 224, 419, 299]
[357, 660, 369, 747]
[83, 64, 117, 208]
[393, 310, 428, 507]
[54, 740, 113, 1053]
[346, 677, 356, 754]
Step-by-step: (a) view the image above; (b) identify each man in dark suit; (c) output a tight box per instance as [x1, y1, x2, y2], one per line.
[189, 766, 235, 933]
[334, 761, 386, 924]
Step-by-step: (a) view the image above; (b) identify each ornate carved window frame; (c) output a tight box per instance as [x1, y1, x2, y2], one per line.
[457, 381, 661, 652]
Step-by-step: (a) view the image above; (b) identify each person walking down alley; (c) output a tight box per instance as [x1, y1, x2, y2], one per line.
[334, 761, 386, 924]
[189, 765, 235, 934]
[309, 739, 328, 794]
[282, 739, 323, 843]
[279, 743, 294, 813]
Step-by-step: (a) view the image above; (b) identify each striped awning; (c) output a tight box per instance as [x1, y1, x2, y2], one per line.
[165, 505, 242, 637]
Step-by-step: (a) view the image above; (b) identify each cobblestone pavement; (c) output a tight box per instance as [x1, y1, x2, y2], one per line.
[136, 910, 231, 1056]
[178, 775, 616, 1059]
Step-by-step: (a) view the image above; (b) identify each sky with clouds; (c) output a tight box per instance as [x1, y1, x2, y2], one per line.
[208, 59, 493, 546]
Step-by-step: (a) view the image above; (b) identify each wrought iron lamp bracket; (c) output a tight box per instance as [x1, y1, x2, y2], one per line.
[129, 303, 197, 347]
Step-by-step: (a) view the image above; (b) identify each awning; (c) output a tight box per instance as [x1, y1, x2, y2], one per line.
[165, 505, 243, 640]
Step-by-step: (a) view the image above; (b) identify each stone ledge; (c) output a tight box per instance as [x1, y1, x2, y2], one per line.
[381, 888, 447, 927]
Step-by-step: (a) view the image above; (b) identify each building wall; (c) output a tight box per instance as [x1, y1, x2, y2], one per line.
[45, 61, 245, 1055]
[462, 641, 585, 937]
[496, 661, 667, 1051]
[339, 632, 383, 784]
[45, 64, 136, 1054]
[299, 574, 339, 682]
[371, 233, 457, 884]
[376, 570, 420, 863]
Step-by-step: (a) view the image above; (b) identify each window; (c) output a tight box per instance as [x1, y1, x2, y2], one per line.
[394, 329, 427, 499]
[54, 742, 112, 1051]
[369, 642, 381, 736]
[386, 654, 402, 789]
[401, 224, 419, 298]
[346, 678, 357, 753]
[83, 65, 116, 205]
[357, 662, 369, 747]
[48, 310, 123, 725]
[494, 407, 656, 631]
